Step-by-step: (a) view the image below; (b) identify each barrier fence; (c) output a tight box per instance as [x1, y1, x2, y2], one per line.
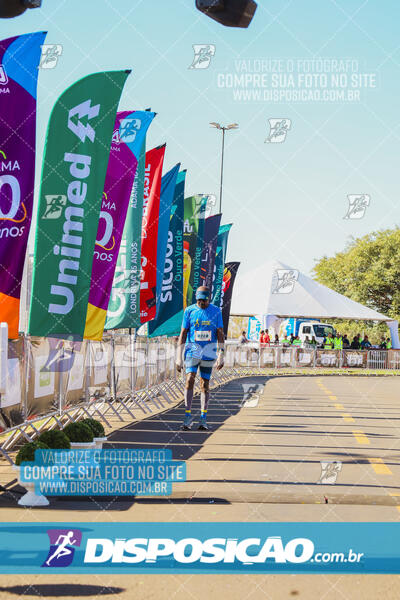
[0, 336, 399, 465]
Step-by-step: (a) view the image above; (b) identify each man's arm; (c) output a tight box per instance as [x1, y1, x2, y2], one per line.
[176, 327, 188, 372]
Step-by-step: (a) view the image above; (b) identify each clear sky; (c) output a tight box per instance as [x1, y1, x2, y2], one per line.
[4, 0, 400, 283]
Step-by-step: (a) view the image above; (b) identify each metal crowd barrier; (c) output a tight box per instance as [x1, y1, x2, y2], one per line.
[0, 333, 241, 465]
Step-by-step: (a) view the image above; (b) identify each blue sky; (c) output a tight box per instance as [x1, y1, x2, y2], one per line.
[4, 0, 400, 280]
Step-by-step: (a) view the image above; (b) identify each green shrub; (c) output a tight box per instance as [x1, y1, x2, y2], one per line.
[63, 422, 94, 443]
[81, 418, 105, 438]
[15, 441, 49, 466]
[38, 429, 71, 449]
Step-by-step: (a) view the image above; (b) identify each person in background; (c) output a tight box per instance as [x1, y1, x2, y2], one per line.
[282, 334, 291, 345]
[334, 332, 343, 350]
[360, 335, 371, 349]
[292, 335, 302, 347]
[304, 335, 310, 346]
[290, 333, 295, 344]
[239, 330, 248, 344]
[342, 334, 350, 349]
[350, 335, 360, 350]
[264, 328, 271, 346]
[324, 332, 334, 349]
[309, 336, 318, 347]
[259, 330, 265, 346]
[379, 336, 387, 350]
[386, 337, 392, 349]
[273, 334, 280, 345]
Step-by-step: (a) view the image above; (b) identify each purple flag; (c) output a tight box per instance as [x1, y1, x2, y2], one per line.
[200, 213, 222, 289]
[0, 32, 46, 338]
[84, 110, 155, 340]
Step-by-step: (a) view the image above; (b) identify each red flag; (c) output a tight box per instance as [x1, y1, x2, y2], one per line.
[140, 144, 166, 323]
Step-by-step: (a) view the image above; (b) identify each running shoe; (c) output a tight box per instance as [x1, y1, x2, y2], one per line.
[181, 413, 193, 430]
[198, 416, 210, 431]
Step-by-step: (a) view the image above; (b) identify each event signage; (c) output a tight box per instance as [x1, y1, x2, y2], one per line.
[105, 143, 147, 330]
[211, 224, 232, 306]
[220, 261, 240, 337]
[84, 110, 154, 340]
[200, 213, 221, 288]
[139, 144, 166, 323]
[28, 70, 130, 338]
[154, 163, 180, 319]
[148, 170, 186, 337]
[0, 32, 46, 338]
[183, 195, 207, 308]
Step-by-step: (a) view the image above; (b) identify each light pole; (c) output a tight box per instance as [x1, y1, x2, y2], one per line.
[210, 122, 238, 213]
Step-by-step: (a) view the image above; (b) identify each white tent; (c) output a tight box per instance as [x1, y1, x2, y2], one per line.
[231, 260, 400, 347]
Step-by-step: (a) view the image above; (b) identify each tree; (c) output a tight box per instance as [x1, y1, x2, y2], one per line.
[312, 228, 400, 343]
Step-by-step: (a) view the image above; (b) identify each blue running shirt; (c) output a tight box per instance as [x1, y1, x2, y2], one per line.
[182, 303, 223, 361]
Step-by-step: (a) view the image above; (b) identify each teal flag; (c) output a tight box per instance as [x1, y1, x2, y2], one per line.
[211, 224, 232, 307]
[28, 70, 130, 338]
[148, 170, 186, 337]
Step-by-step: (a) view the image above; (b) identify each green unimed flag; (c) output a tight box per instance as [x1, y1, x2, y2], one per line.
[29, 70, 130, 338]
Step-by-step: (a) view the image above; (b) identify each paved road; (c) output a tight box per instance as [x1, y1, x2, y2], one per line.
[1, 374, 400, 599]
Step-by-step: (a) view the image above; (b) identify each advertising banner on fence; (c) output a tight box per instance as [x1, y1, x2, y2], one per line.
[105, 143, 147, 330]
[28, 70, 130, 339]
[84, 110, 154, 340]
[139, 144, 166, 323]
[183, 195, 207, 308]
[220, 261, 240, 337]
[154, 163, 180, 319]
[212, 224, 232, 306]
[200, 213, 221, 288]
[0, 32, 46, 339]
[148, 170, 186, 337]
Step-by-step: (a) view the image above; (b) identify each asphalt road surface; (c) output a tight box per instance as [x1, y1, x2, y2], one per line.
[1, 374, 399, 599]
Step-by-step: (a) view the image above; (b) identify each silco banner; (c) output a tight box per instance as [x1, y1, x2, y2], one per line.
[0, 32, 46, 338]
[29, 70, 130, 338]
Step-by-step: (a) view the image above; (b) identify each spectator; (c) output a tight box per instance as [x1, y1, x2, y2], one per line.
[334, 332, 343, 350]
[342, 334, 350, 349]
[259, 330, 265, 346]
[290, 333, 295, 344]
[292, 335, 302, 346]
[264, 329, 271, 345]
[386, 337, 392, 349]
[379, 336, 387, 350]
[282, 334, 291, 345]
[239, 330, 248, 344]
[309, 336, 318, 347]
[273, 334, 279, 345]
[350, 336, 360, 350]
[324, 332, 334, 349]
[360, 335, 371, 349]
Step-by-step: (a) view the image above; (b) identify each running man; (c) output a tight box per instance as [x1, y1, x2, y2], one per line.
[176, 285, 225, 431]
[45, 531, 77, 566]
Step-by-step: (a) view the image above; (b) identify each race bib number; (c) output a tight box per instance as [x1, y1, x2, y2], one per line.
[194, 330, 211, 342]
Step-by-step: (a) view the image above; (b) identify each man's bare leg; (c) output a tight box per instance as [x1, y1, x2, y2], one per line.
[183, 372, 196, 429]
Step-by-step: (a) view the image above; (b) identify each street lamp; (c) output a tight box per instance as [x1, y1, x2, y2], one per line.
[210, 122, 238, 213]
